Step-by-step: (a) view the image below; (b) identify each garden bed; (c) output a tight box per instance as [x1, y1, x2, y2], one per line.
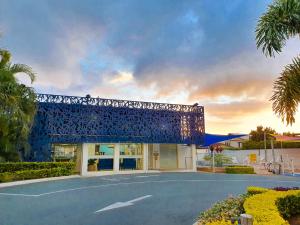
[196, 186, 300, 225]
[197, 167, 225, 173]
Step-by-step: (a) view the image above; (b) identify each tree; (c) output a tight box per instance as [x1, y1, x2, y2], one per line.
[0, 49, 36, 161]
[249, 126, 276, 141]
[256, 0, 300, 125]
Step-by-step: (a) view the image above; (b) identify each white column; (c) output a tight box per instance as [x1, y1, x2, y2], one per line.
[81, 143, 89, 176]
[153, 144, 160, 169]
[114, 143, 120, 172]
[143, 144, 149, 173]
[191, 144, 197, 172]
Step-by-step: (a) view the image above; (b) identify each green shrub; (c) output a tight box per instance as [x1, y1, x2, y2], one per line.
[0, 172, 15, 182]
[198, 194, 247, 224]
[276, 193, 300, 219]
[225, 166, 255, 174]
[203, 154, 233, 167]
[247, 186, 269, 195]
[0, 162, 75, 173]
[0, 167, 74, 182]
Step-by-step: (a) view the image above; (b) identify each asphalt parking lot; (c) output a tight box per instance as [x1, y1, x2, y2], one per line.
[0, 172, 300, 225]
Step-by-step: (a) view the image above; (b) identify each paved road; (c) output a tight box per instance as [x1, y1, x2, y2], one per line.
[0, 173, 300, 225]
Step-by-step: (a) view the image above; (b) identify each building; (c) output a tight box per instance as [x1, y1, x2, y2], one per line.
[29, 94, 205, 175]
[223, 135, 249, 148]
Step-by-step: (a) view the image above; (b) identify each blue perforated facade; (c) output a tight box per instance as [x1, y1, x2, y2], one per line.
[29, 94, 205, 161]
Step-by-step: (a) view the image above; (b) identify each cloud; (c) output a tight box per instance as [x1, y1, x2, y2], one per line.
[2, 0, 300, 133]
[206, 100, 269, 120]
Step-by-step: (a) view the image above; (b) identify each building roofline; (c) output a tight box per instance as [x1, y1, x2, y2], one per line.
[37, 93, 204, 113]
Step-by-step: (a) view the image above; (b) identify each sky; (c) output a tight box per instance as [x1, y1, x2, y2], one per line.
[1, 0, 300, 134]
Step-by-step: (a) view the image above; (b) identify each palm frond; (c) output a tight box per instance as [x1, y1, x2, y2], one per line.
[10, 64, 36, 83]
[0, 49, 11, 68]
[271, 56, 300, 125]
[256, 0, 300, 57]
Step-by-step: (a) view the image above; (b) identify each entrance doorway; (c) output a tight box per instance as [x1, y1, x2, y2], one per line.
[159, 144, 178, 170]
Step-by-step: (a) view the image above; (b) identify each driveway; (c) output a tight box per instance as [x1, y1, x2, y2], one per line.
[0, 172, 299, 225]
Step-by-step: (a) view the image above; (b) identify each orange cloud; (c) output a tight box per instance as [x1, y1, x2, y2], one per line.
[205, 100, 269, 120]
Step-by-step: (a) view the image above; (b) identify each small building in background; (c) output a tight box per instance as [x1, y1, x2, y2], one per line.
[223, 135, 249, 149]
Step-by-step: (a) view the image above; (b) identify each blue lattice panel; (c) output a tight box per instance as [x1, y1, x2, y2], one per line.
[29, 94, 205, 161]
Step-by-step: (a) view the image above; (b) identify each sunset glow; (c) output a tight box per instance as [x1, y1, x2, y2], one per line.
[1, 0, 300, 134]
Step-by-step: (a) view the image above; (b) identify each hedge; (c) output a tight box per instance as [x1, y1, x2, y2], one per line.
[0, 162, 75, 173]
[225, 166, 255, 174]
[0, 167, 74, 183]
[247, 186, 269, 195]
[276, 193, 300, 219]
[243, 189, 300, 225]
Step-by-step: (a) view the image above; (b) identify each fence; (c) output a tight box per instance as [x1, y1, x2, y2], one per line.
[197, 148, 300, 174]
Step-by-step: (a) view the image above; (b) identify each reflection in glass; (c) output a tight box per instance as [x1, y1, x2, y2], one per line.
[52, 144, 78, 162]
[120, 144, 142, 156]
[119, 158, 143, 170]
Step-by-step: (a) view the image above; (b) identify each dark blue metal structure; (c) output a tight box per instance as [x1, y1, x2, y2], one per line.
[29, 94, 205, 161]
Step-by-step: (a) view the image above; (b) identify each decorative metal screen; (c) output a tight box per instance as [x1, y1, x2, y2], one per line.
[29, 94, 205, 161]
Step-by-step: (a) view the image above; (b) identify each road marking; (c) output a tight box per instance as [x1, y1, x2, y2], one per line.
[136, 175, 160, 178]
[94, 195, 152, 213]
[101, 178, 120, 182]
[0, 193, 39, 197]
[0, 179, 299, 197]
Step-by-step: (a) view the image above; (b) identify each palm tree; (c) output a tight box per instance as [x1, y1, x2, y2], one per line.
[0, 49, 36, 161]
[256, 0, 300, 125]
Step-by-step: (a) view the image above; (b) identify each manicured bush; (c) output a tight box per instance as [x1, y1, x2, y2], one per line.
[0, 167, 74, 182]
[198, 195, 246, 224]
[0, 162, 75, 173]
[276, 193, 300, 219]
[225, 165, 255, 174]
[243, 189, 300, 225]
[247, 186, 269, 195]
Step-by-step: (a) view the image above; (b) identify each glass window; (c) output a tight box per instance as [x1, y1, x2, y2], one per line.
[88, 158, 114, 172]
[120, 144, 143, 156]
[52, 144, 78, 162]
[119, 144, 143, 170]
[89, 144, 114, 157]
[120, 158, 143, 170]
[87, 144, 115, 172]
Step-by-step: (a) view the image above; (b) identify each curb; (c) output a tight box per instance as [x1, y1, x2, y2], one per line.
[0, 175, 80, 188]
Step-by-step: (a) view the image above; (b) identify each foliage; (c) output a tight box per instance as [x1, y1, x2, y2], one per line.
[271, 57, 300, 125]
[198, 194, 247, 225]
[276, 193, 300, 219]
[209, 144, 223, 153]
[256, 0, 300, 57]
[273, 186, 300, 191]
[244, 189, 300, 225]
[247, 186, 269, 195]
[205, 219, 237, 225]
[0, 49, 36, 161]
[88, 159, 97, 166]
[242, 140, 300, 149]
[203, 154, 233, 167]
[256, 0, 300, 125]
[0, 167, 74, 183]
[0, 162, 75, 173]
[249, 126, 276, 141]
[225, 166, 255, 174]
